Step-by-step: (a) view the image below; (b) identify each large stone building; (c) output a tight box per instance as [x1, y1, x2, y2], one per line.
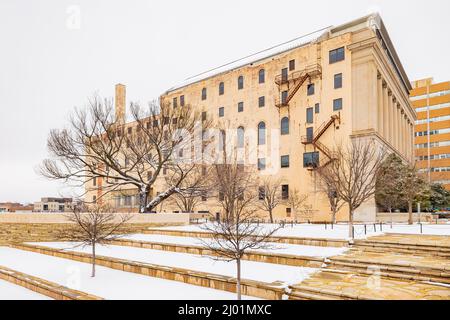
[87, 13, 416, 222]
[411, 78, 450, 189]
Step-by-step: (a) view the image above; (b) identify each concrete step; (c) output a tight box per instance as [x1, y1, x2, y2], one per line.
[288, 282, 362, 300]
[107, 238, 325, 268]
[326, 260, 450, 284]
[144, 228, 349, 248]
[0, 265, 102, 300]
[355, 246, 450, 258]
[10, 243, 286, 300]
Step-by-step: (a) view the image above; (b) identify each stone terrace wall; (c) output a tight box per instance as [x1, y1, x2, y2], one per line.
[0, 213, 189, 244]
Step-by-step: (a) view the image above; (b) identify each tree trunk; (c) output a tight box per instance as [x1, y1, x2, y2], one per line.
[91, 242, 96, 277]
[331, 210, 336, 224]
[389, 208, 393, 228]
[408, 200, 413, 225]
[348, 209, 354, 239]
[269, 209, 274, 224]
[139, 187, 148, 213]
[236, 258, 241, 300]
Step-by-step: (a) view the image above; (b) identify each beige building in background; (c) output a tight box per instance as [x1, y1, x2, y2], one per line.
[87, 14, 416, 222]
[411, 78, 450, 189]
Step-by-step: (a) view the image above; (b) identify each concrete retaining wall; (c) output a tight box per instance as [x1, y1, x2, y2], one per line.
[108, 238, 325, 268]
[12, 243, 286, 300]
[0, 265, 102, 300]
[0, 213, 188, 245]
[144, 229, 349, 248]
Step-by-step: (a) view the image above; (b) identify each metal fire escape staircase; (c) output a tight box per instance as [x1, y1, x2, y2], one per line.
[301, 114, 341, 170]
[275, 64, 322, 109]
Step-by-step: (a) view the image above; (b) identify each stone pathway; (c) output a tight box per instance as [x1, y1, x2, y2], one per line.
[290, 270, 450, 300]
[292, 233, 450, 300]
[334, 249, 450, 271]
[364, 234, 450, 247]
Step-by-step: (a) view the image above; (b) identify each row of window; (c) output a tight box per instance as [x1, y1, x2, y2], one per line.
[415, 102, 450, 113]
[415, 128, 450, 137]
[416, 153, 450, 161]
[411, 89, 450, 101]
[416, 140, 450, 149]
[416, 115, 450, 125]
[434, 180, 450, 185]
[195, 47, 345, 102]
[256, 152, 319, 171]
[218, 98, 342, 118]
[174, 71, 342, 110]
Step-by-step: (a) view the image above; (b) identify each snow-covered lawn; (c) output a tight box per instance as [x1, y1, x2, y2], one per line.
[152, 223, 450, 239]
[0, 247, 258, 300]
[0, 279, 52, 300]
[122, 234, 348, 258]
[29, 242, 317, 286]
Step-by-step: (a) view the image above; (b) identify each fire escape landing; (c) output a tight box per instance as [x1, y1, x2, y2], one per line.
[275, 63, 322, 108]
[301, 114, 341, 170]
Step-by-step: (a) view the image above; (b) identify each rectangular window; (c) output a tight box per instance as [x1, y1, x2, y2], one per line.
[93, 177, 97, 186]
[127, 127, 132, 135]
[258, 187, 265, 200]
[202, 111, 207, 121]
[281, 155, 290, 168]
[329, 47, 345, 64]
[303, 152, 320, 168]
[306, 127, 314, 143]
[307, 83, 315, 96]
[315, 103, 320, 114]
[258, 158, 266, 171]
[289, 59, 295, 71]
[334, 73, 342, 89]
[219, 107, 224, 117]
[333, 98, 343, 111]
[153, 120, 159, 127]
[281, 185, 289, 200]
[180, 95, 185, 106]
[173, 97, 178, 108]
[281, 68, 288, 82]
[202, 88, 207, 100]
[306, 107, 314, 124]
[281, 91, 288, 104]
[238, 102, 244, 113]
[259, 96, 265, 108]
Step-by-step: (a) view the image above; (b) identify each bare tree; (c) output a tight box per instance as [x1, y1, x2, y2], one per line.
[200, 151, 280, 300]
[317, 168, 344, 224]
[285, 188, 309, 222]
[40, 96, 211, 213]
[62, 203, 132, 277]
[170, 166, 211, 212]
[316, 139, 386, 238]
[256, 178, 284, 223]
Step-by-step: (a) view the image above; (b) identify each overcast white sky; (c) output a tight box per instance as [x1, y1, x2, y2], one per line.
[0, 0, 449, 203]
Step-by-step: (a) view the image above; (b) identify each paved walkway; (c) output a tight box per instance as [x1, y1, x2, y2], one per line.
[293, 233, 450, 300]
[366, 234, 450, 247]
[293, 270, 450, 300]
[335, 249, 450, 271]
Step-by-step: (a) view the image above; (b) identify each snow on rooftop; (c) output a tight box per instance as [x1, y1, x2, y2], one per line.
[166, 26, 331, 93]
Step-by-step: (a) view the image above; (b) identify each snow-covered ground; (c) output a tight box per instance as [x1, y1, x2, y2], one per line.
[152, 223, 450, 239]
[0, 279, 52, 300]
[29, 242, 317, 286]
[122, 234, 348, 258]
[0, 247, 258, 300]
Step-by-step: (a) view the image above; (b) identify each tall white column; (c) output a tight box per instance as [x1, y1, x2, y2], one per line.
[388, 90, 394, 146]
[383, 82, 389, 141]
[377, 74, 384, 137]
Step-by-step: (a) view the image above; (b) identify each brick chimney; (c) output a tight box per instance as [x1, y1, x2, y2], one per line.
[115, 83, 126, 124]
